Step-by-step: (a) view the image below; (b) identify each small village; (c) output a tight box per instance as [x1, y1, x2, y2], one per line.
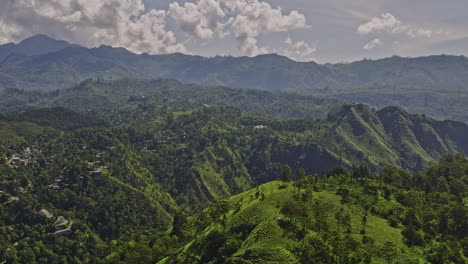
[7, 146, 42, 169]
[1, 144, 108, 241]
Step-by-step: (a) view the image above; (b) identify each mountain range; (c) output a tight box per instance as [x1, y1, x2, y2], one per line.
[1, 35, 467, 123]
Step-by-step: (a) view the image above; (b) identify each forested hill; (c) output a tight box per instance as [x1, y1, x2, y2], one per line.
[0, 79, 467, 173]
[1, 35, 468, 122]
[1, 109, 467, 263]
[1, 102, 467, 212]
[0, 104, 467, 263]
[15, 107, 109, 131]
[321, 103, 468, 170]
[160, 155, 468, 264]
[0, 78, 343, 121]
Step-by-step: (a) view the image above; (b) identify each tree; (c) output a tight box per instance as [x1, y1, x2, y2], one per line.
[425, 240, 464, 264]
[171, 211, 189, 240]
[449, 204, 468, 237]
[361, 215, 367, 230]
[402, 225, 424, 246]
[336, 188, 351, 204]
[438, 212, 448, 234]
[403, 209, 421, 229]
[123, 243, 153, 264]
[436, 176, 450, 193]
[280, 165, 293, 182]
[295, 168, 306, 180]
[209, 200, 232, 230]
[19, 248, 36, 263]
[380, 242, 398, 264]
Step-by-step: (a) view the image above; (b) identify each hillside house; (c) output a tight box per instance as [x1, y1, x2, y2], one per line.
[39, 209, 53, 219]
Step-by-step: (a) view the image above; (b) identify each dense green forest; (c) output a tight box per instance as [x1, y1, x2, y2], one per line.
[0, 80, 466, 172]
[0, 101, 467, 263]
[0, 79, 342, 121]
[1, 35, 468, 123]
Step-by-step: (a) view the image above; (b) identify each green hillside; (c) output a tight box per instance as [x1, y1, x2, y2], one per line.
[161, 181, 408, 264]
[1, 102, 467, 211]
[15, 107, 109, 131]
[319, 103, 468, 170]
[0, 105, 467, 263]
[160, 156, 468, 264]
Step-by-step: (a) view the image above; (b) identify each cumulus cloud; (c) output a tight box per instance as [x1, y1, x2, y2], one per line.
[357, 13, 432, 39]
[363, 38, 383, 50]
[168, 0, 309, 56]
[0, 0, 310, 58]
[226, 0, 309, 56]
[357, 13, 401, 35]
[278, 37, 316, 62]
[0, 0, 186, 54]
[168, 0, 230, 40]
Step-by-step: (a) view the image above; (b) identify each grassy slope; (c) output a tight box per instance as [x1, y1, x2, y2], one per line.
[161, 181, 419, 264]
[0, 120, 55, 144]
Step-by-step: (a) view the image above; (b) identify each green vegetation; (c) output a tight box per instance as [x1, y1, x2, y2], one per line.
[0, 102, 466, 263]
[15, 107, 109, 131]
[0, 78, 466, 171]
[1, 36, 468, 122]
[161, 154, 468, 264]
[0, 79, 342, 121]
[0, 62, 467, 263]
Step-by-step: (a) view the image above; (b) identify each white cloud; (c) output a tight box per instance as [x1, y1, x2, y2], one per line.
[278, 37, 316, 62]
[363, 38, 382, 50]
[357, 13, 401, 35]
[0, 19, 23, 44]
[357, 13, 432, 39]
[0, 0, 186, 54]
[168, 0, 229, 40]
[407, 28, 433, 39]
[0, 0, 310, 59]
[167, 0, 309, 57]
[228, 0, 308, 56]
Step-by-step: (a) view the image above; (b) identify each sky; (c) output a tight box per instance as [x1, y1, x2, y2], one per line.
[1, 0, 468, 63]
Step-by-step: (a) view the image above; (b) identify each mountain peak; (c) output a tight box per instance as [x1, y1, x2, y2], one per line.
[327, 103, 374, 120]
[18, 34, 59, 44]
[0, 34, 74, 61]
[16, 34, 71, 50]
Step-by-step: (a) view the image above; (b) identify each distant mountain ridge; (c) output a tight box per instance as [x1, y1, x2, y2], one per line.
[2, 35, 468, 92]
[1, 35, 468, 122]
[0, 34, 75, 62]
